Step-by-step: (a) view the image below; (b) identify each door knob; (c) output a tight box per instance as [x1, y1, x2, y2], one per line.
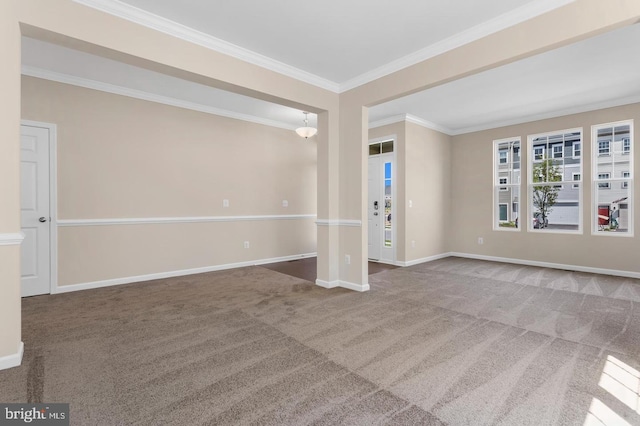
[39, 217, 47, 223]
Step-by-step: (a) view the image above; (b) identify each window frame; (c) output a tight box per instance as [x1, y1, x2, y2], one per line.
[573, 141, 581, 159]
[598, 173, 611, 189]
[493, 137, 521, 232]
[598, 140, 611, 156]
[591, 120, 634, 237]
[572, 172, 581, 189]
[552, 143, 563, 159]
[623, 171, 630, 189]
[499, 150, 508, 164]
[527, 128, 583, 234]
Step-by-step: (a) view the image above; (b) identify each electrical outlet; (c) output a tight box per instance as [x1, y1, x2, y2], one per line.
[478, 237, 484, 245]
[411, 240, 416, 248]
[409, 200, 413, 208]
[223, 199, 229, 207]
[282, 200, 288, 207]
[345, 254, 351, 265]
[244, 241, 250, 249]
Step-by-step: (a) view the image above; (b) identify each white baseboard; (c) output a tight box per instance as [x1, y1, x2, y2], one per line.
[315, 279, 370, 292]
[0, 342, 24, 371]
[338, 280, 370, 292]
[55, 253, 317, 294]
[396, 252, 452, 267]
[315, 279, 339, 289]
[449, 252, 640, 279]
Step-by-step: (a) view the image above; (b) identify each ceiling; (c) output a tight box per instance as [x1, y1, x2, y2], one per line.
[113, 0, 542, 85]
[370, 23, 640, 135]
[21, 1, 640, 135]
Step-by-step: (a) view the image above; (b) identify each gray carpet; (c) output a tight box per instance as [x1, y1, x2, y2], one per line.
[1, 257, 640, 425]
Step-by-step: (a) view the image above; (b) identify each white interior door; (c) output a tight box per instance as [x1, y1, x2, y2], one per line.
[368, 157, 380, 260]
[21, 124, 51, 297]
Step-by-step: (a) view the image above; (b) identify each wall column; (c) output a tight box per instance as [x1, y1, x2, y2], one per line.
[0, 1, 24, 368]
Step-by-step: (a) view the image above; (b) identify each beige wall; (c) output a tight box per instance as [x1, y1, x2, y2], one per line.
[22, 76, 317, 286]
[405, 122, 452, 262]
[0, 1, 22, 360]
[451, 102, 640, 273]
[369, 121, 451, 264]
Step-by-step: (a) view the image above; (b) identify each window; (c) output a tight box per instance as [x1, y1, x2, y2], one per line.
[592, 121, 633, 235]
[552, 144, 563, 159]
[573, 142, 581, 158]
[599, 140, 610, 155]
[494, 138, 521, 230]
[528, 129, 582, 232]
[499, 178, 508, 191]
[533, 146, 544, 161]
[598, 173, 610, 189]
[572, 173, 581, 189]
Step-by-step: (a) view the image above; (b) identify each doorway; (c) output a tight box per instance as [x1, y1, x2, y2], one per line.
[20, 121, 57, 297]
[368, 138, 395, 264]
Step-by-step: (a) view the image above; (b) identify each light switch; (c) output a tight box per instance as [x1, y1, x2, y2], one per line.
[282, 200, 288, 207]
[223, 199, 229, 207]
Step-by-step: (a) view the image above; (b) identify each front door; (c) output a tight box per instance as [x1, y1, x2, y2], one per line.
[368, 150, 394, 263]
[20, 124, 51, 297]
[368, 156, 381, 260]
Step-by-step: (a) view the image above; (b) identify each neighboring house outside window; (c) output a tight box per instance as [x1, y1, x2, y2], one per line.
[528, 129, 582, 232]
[592, 120, 634, 235]
[494, 138, 521, 230]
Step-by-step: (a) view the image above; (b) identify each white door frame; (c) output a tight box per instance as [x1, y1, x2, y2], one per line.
[21, 120, 58, 295]
[367, 135, 397, 265]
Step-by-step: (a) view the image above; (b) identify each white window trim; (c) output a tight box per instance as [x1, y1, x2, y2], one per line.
[533, 146, 545, 162]
[572, 172, 581, 189]
[573, 141, 581, 159]
[598, 139, 611, 156]
[493, 137, 521, 232]
[591, 120, 634, 237]
[552, 143, 563, 159]
[527, 127, 583, 234]
[499, 150, 508, 164]
[622, 171, 630, 189]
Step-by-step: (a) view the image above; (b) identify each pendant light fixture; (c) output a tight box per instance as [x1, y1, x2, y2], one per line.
[295, 111, 317, 139]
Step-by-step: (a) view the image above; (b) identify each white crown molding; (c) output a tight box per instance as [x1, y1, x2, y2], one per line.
[72, 0, 573, 94]
[339, 0, 576, 92]
[450, 93, 640, 135]
[0, 342, 24, 371]
[22, 66, 298, 131]
[57, 214, 317, 227]
[405, 114, 454, 135]
[71, 0, 340, 93]
[54, 252, 317, 294]
[368, 114, 454, 136]
[368, 114, 408, 130]
[315, 219, 362, 227]
[0, 232, 25, 246]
